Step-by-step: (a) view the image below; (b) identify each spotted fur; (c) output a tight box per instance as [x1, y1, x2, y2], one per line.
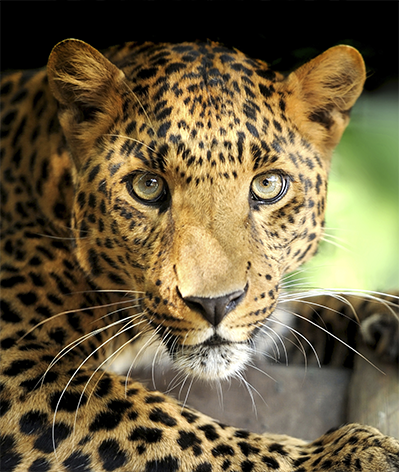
[1, 39, 398, 472]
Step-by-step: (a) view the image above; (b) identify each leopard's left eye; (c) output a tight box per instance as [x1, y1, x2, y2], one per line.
[250, 172, 288, 204]
[124, 172, 168, 205]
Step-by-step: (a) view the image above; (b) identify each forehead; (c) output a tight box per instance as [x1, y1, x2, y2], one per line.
[107, 42, 315, 177]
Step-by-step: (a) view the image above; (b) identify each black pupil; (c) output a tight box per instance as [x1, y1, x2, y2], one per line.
[146, 179, 157, 187]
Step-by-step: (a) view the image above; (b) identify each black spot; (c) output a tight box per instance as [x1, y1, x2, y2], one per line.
[212, 444, 235, 457]
[87, 248, 103, 276]
[238, 441, 260, 456]
[129, 426, 163, 443]
[29, 272, 45, 287]
[96, 376, 112, 398]
[166, 62, 186, 75]
[16, 291, 37, 306]
[0, 434, 16, 453]
[181, 411, 199, 423]
[98, 439, 128, 471]
[107, 272, 126, 286]
[234, 429, 250, 439]
[90, 410, 123, 432]
[0, 337, 16, 349]
[268, 442, 288, 456]
[262, 456, 280, 469]
[241, 460, 255, 472]
[0, 449, 23, 472]
[48, 327, 67, 345]
[50, 390, 87, 412]
[145, 394, 165, 404]
[177, 430, 201, 450]
[19, 410, 48, 435]
[316, 173, 322, 194]
[20, 371, 59, 391]
[47, 293, 63, 306]
[0, 399, 11, 417]
[198, 424, 220, 441]
[157, 121, 171, 138]
[28, 457, 52, 472]
[149, 407, 177, 426]
[33, 422, 71, 453]
[137, 67, 158, 80]
[88, 164, 101, 183]
[245, 122, 259, 138]
[63, 451, 91, 472]
[320, 459, 333, 470]
[107, 399, 132, 415]
[145, 456, 179, 472]
[109, 163, 122, 176]
[1, 110, 17, 130]
[66, 312, 82, 332]
[0, 300, 22, 323]
[127, 410, 139, 421]
[77, 191, 86, 209]
[4, 359, 35, 376]
[1, 275, 26, 288]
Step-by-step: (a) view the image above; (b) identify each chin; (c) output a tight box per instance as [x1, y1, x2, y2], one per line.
[172, 342, 252, 381]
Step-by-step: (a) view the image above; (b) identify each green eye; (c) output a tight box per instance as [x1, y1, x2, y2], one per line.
[250, 172, 288, 203]
[127, 172, 167, 203]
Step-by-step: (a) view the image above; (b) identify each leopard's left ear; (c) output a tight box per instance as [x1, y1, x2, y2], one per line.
[286, 45, 366, 155]
[48, 39, 128, 168]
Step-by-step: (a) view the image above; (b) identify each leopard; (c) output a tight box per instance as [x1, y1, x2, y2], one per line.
[1, 38, 398, 472]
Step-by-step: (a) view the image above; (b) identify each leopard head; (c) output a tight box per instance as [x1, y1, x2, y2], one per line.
[48, 40, 365, 379]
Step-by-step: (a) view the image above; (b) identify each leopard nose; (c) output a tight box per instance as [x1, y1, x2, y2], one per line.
[183, 289, 246, 326]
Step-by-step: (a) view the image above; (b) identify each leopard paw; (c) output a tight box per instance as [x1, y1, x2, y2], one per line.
[308, 423, 399, 472]
[361, 309, 399, 363]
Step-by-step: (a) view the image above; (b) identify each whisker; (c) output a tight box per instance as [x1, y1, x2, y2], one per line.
[233, 371, 259, 416]
[320, 236, 352, 253]
[18, 295, 142, 340]
[247, 360, 277, 384]
[44, 309, 144, 377]
[180, 376, 195, 411]
[125, 323, 163, 385]
[280, 306, 386, 374]
[263, 316, 321, 368]
[257, 324, 288, 365]
[57, 316, 149, 449]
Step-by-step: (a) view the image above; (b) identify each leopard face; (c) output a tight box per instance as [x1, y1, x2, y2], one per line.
[47, 40, 365, 380]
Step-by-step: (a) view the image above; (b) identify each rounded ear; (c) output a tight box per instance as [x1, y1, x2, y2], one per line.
[47, 39, 127, 166]
[286, 45, 366, 153]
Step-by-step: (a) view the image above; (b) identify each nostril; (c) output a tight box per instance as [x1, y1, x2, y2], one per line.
[180, 287, 247, 327]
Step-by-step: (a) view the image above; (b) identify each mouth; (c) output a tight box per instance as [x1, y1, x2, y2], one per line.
[142, 307, 254, 380]
[202, 333, 231, 347]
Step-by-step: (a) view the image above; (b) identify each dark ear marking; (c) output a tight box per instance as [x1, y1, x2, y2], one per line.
[286, 45, 366, 153]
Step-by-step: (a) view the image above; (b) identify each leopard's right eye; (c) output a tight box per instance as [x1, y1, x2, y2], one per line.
[124, 172, 168, 205]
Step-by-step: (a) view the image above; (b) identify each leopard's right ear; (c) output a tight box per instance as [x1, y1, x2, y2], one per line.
[48, 39, 128, 167]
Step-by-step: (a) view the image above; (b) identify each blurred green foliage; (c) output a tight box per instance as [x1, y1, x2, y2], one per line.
[304, 86, 399, 291]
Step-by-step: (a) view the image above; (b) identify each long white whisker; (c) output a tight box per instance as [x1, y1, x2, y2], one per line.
[44, 309, 143, 379]
[52, 315, 146, 455]
[19, 296, 141, 340]
[280, 307, 386, 374]
[264, 316, 321, 368]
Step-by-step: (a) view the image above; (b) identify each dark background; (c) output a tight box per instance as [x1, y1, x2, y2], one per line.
[1, 2, 398, 92]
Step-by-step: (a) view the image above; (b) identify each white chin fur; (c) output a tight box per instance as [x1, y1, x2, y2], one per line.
[173, 343, 252, 381]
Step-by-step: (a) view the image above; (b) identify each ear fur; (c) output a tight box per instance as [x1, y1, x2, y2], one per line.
[47, 39, 127, 167]
[286, 45, 366, 154]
